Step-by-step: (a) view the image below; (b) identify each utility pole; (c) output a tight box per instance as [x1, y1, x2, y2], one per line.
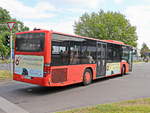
[7, 22, 16, 75]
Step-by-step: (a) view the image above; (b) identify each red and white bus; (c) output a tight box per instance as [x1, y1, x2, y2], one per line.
[14, 29, 133, 86]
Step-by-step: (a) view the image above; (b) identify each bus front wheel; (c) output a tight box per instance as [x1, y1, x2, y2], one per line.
[83, 69, 92, 86]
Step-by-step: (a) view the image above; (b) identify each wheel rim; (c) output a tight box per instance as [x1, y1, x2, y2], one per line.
[85, 72, 91, 82]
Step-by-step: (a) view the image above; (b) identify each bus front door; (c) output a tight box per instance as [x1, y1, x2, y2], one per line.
[96, 42, 107, 77]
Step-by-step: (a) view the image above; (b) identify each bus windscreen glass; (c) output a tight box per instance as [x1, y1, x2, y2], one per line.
[16, 33, 45, 52]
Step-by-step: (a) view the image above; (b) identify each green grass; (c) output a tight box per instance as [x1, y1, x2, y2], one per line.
[0, 70, 12, 80]
[133, 61, 144, 64]
[133, 61, 150, 64]
[57, 98, 150, 113]
[0, 59, 11, 64]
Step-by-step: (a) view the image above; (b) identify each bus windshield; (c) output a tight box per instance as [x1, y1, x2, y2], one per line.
[16, 33, 45, 52]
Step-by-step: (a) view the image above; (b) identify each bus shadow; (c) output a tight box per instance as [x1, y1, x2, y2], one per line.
[15, 74, 129, 96]
[93, 74, 129, 83]
[15, 83, 83, 96]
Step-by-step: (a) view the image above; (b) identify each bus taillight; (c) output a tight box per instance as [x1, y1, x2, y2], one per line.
[44, 64, 51, 76]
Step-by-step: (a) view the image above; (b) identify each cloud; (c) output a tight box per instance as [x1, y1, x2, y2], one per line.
[125, 5, 150, 48]
[114, 0, 124, 4]
[62, 0, 104, 8]
[2, 0, 149, 49]
[0, 0, 86, 35]
[35, 1, 56, 13]
[0, 0, 56, 20]
[125, 5, 150, 28]
[24, 19, 75, 34]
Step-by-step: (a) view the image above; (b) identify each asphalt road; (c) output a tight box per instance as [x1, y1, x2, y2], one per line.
[0, 63, 150, 113]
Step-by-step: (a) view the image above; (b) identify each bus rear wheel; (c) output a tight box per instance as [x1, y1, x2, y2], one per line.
[83, 69, 92, 86]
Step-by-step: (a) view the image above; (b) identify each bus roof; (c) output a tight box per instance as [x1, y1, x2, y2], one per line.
[101, 40, 125, 45]
[16, 29, 128, 46]
[52, 31, 127, 46]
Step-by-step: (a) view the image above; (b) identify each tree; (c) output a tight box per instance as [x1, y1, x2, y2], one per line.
[0, 34, 9, 60]
[74, 10, 138, 47]
[140, 43, 150, 58]
[0, 7, 29, 60]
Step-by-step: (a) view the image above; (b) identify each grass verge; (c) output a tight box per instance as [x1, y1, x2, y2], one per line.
[57, 98, 150, 113]
[133, 61, 144, 64]
[0, 59, 10, 64]
[0, 70, 12, 80]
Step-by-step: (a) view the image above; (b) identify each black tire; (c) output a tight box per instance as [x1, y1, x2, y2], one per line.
[83, 69, 92, 86]
[121, 65, 126, 76]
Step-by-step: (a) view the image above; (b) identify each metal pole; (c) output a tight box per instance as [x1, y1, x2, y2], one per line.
[10, 31, 13, 75]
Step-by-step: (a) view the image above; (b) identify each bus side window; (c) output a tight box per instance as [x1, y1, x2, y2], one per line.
[107, 44, 113, 62]
[70, 51, 79, 64]
[51, 41, 69, 65]
[61, 50, 69, 64]
[69, 44, 80, 65]
[87, 52, 95, 63]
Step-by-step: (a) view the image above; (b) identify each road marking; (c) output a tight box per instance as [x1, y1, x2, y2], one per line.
[0, 96, 29, 113]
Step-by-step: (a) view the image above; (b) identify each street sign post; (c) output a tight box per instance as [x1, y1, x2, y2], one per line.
[7, 22, 16, 75]
[7, 22, 16, 31]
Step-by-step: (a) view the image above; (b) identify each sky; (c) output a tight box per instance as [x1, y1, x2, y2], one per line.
[0, 0, 150, 49]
